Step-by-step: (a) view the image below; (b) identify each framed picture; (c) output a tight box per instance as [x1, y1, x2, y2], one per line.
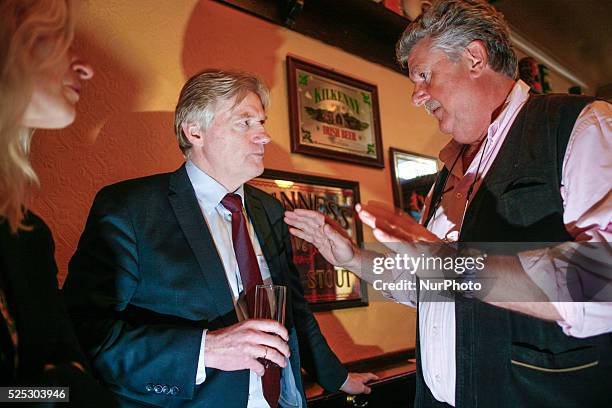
[287, 55, 384, 168]
[248, 169, 368, 310]
[389, 148, 439, 222]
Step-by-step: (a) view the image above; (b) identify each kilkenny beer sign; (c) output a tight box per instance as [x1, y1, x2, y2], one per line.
[287, 56, 384, 168]
[249, 169, 368, 310]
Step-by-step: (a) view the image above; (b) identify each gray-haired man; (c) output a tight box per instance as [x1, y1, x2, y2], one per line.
[64, 70, 376, 407]
[285, 1, 612, 407]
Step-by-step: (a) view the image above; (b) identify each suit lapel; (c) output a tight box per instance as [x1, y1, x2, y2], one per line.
[168, 165, 236, 325]
[244, 186, 281, 284]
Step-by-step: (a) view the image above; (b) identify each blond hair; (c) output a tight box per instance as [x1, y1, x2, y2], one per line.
[0, 0, 74, 232]
[174, 70, 270, 154]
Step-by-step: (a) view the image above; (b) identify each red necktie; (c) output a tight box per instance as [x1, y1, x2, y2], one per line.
[221, 193, 281, 408]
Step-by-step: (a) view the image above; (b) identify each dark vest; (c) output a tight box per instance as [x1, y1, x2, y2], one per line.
[416, 94, 612, 408]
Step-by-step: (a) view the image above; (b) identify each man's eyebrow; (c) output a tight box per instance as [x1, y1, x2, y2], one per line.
[233, 111, 255, 118]
[408, 63, 427, 81]
[234, 111, 267, 121]
[407, 68, 419, 81]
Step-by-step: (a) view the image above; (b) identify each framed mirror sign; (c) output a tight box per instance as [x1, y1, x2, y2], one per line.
[389, 148, 439, 222]
[287, 55, 384, 168]
[248, 169, 368, 311]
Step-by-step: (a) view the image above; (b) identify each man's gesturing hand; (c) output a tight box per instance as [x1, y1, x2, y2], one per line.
[357, 201, 440, 245]
[284, 209, 359, 269]
[205, 319, 290, 376]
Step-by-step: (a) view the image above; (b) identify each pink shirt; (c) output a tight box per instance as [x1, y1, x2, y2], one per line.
[421, 80, 612, 405]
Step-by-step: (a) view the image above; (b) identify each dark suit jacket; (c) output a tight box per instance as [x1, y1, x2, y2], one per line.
[63, 165, 347, 407]
[0, 212, 117, 407]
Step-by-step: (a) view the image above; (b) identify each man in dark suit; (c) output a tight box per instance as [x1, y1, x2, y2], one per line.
[63, 70, 375, 407]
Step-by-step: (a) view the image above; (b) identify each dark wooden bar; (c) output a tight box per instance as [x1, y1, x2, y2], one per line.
[304, 349, 417, 407]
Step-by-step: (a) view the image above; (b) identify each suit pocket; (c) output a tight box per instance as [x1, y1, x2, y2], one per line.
[511, 343, 599, 373]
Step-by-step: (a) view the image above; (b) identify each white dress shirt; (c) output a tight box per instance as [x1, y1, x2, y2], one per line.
[186, 160, 272, 408]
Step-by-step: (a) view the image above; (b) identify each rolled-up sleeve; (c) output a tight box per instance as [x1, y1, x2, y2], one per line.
[520, 100, 612, 337]
[552, 302, 612, 338]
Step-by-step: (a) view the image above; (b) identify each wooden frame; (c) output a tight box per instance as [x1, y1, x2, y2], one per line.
[287, 55, 384, 168]
[248, 169, 368, 310]
[389, 148, 439, 222]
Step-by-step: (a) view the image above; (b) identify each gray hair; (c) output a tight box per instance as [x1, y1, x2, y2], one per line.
[174, 70, 270, 154]
[396, 0, 517, 79]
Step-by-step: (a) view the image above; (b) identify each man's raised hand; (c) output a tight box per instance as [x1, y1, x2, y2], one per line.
[284, 209, 359, 269]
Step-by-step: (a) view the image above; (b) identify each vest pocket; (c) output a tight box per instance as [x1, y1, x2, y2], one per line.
[498, 181, 558, 227]
[509, 343, 606, 407]
[510, 343, 599, 373]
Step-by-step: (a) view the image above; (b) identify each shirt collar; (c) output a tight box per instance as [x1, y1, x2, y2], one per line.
[185, 160, 245, 215]
[488, 79, 530, 139]
[438, 140, 464, 176]
[438, 80, 531, 174]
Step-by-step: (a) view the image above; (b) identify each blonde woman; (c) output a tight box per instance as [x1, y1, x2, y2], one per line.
[0, 0, 115, 403]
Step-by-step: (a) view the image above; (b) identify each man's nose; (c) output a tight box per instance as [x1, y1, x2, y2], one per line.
[412, 82, 428, 107]
[252, 128, 271, 145]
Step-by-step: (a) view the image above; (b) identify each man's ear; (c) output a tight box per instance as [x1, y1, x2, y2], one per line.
[181, 122, 204, 146]
[464, 40, 488, 78]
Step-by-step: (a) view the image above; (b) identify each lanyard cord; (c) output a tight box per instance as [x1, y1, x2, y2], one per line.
[428, 144, 466, 226]
[466, 136, 489, 203]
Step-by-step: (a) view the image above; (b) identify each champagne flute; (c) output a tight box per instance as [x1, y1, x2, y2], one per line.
[254, 284, 286, 368]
